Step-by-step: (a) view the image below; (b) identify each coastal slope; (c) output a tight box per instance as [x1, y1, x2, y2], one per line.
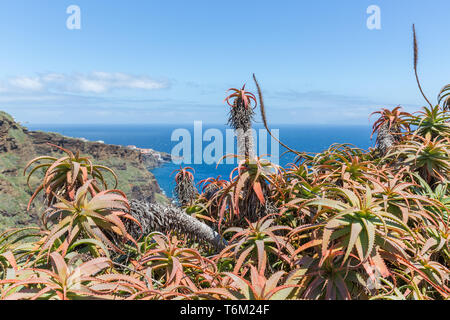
[0, 111, 170, 231]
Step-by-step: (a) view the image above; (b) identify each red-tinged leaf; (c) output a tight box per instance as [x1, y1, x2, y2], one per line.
[218, 199, 228, 231]
[233, 246, 253, 274]
[420, 237, 438, 256]
[82, 219, 123, 254]
[23, 156, 56, 174]
[224, 272, 252, 299]
[263, 270, 285, 294]
[249, 266, 264, 294]
[80, 166, 88, 183]
[50, 252, 68, 282]
[321, 219, 346, 263]
[195, 288, 238, 300]
[43, 157, 70, 184]
[252, 181, 266, 205]
[40, 223, 70, 254]
[74, 180, 93, 203]
[234, 171, 249, 212]
[27, 185, 44, 211]
[25, 163, 51, 189]
[371, 250, 390, 278]
[77, 258, 112, 277]
[343, 222, 363, 263]
[292, 239, 322, 256]
[0, 251, 18, 270]
[71, 162, 81, 187]
[255, 240, 266, 273]
[46, 143, 74, 157]
[167, 256, 183, 285]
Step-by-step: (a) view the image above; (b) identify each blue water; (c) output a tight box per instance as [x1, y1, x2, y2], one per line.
[26, 124, 373, 197]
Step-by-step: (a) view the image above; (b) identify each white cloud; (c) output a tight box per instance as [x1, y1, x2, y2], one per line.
[3, 72, 168, 94]
[0, 95, 62, 102]
[9, 76, 44, 91]
[41, 73, 66, 82]
[77, 78, 108, 93]
[71, 72, 167, 93]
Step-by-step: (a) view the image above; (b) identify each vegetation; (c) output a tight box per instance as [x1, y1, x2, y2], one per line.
[0, 117, 168, 233]
[0, 27, 448, 300]
[24, 144, 118, 210]
[172, 166, 197, 206]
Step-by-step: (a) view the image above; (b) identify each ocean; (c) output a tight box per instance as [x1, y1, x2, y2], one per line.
[26, 123, 373, 198]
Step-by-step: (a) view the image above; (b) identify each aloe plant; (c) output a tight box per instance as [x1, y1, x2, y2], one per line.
[24, 143, 117, 210]
[41, 180, 138, 255]
[370, 107, 412, 156]
[0, 252, 114, 300]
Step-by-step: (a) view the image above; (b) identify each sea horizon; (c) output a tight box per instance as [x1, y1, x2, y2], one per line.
[26, 123, 374, 197]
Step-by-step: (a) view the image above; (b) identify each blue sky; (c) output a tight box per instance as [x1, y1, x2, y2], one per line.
[0, 0, 449, 124]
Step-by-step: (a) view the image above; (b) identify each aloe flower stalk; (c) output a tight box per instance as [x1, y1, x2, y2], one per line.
[412, 24, 433, 109]
[375, 123, 399, 156]
[126, 200, 226, 251]
[172, 166, 198, 206]
[225, 85, 257, 158]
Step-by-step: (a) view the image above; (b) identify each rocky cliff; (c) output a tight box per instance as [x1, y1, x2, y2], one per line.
[0, 111, 170, 231]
